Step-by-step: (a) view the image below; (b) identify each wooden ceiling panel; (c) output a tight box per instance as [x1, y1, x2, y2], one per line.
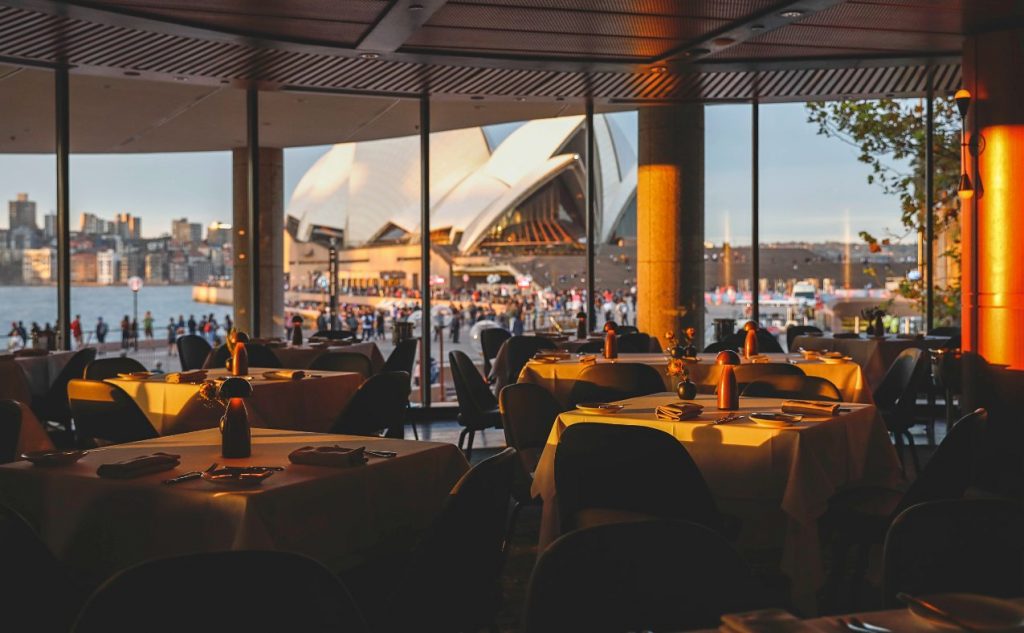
[439, 0, 787, 20]
[404, 26, 678, 59]
[75, 0, 388, 24]
[122, 8, 371, 46]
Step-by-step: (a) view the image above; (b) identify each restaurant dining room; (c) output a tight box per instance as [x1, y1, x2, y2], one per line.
[1, 1, 1023, 632]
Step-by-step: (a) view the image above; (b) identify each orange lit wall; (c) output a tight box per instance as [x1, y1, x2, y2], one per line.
[962, 31, 1024, 370]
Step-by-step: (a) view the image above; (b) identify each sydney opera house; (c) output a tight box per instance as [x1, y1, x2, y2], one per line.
[285, 113, 637, 294]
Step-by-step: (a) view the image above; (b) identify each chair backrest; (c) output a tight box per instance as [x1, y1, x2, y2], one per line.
[1, 503, 82, 633]
[310, 351, 373, 378]
[786, 325, 823, 352]
[501, 335, 557, 386]
[0, 400, 22, 464]
[203, 343, 230, 369]
[449, 349, 498, 413]
[703, 340, 739, 353]
[382, 337, 419, 375]
[312, 329, 357, 341]
[523, 520, 765, 633]
[385, 448, 516, 632]
[244, 343, 282, 368]
[479, 327, 512, 376]
[73, 550, 369, 633]
[731, 362, 806, 391]
[616, 325, 639, 335]
[617, 332, 650, 353]
[0, 360, 33, 404]
[67, 379, 158, 444]
[929, 326, 961, 348]
[574, 340, 604, 354]
[873, 347, 924, 410]
[741, 374, 841, 402]
[896, 408, 987, 515]
[568, 363, 666, 406]
[83, 357, 147, 380]
[42, 347, 97, 422]
[499, 383, 563, 502]
[555, 423, 723, 535]
[176, 334, 212, 371]
[882, 498, 1024, 608]
[332, 371, 410, 436]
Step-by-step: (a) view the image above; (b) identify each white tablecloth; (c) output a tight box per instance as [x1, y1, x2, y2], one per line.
[518, 353, 872, 406]
[531, 392, 900, 606]
[791, 335, 951, 389]
[0, 427, 468, 585]
[108, 368, 363, 435]
[0, 350, 76, 396]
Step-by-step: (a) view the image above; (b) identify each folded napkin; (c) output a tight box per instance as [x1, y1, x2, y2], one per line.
[263, 369, 306, 380]
[165, 370, 208, 384]
[655, 402, 704, 421]
[720, 609, 821, 633]
[578, 354, 597, 365]
[288, 445, 367, 468]
[780, 400, 840, 416]
[96, 452, 180, 479]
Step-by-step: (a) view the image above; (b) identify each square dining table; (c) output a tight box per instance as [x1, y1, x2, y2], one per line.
[531, 392, 901, 609]
[0, 427, 468, 586]
[108, 368, 363, 435]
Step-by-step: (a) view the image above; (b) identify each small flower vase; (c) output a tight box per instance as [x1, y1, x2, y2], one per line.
[676, 378, 697, 400]
[220, 397, 251, 458]
[873, 315, 885, 337]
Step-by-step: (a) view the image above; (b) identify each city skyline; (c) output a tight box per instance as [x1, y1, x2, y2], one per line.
[0, 102, 909, 244]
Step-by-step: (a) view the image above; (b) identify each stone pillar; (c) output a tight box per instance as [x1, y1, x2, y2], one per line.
[636, 104, 705, 344]
[232, 147, 284, 338]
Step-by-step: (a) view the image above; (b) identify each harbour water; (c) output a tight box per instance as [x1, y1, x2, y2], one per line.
[0, 285, 232, 334]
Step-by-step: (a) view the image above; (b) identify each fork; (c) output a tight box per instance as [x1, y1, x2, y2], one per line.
[713, 414, 744, 425]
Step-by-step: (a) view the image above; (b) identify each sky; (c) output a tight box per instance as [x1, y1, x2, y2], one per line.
[0, 102, 905, 243]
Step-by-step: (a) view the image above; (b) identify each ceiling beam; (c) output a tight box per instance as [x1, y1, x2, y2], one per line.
[356, 0, 449, 54]
[658, 0, 847, 68]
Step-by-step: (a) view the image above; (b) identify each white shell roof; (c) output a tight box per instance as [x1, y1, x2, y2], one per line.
[286, 113, 635, 252]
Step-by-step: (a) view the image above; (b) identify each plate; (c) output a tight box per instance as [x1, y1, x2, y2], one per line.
[21, 449, 87, 466]
[907, 594, 1024, 632]
[117, 371, 154, 380]
[749, 412, 803, 428]
[575, 402, 624, 415]
[821, 356, 853, 364]
[201, 466, 277, 487]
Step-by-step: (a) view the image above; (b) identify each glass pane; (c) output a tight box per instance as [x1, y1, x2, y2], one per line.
[0, 64, 56, 352]
[705, 104, 753, 348]
[760, 99, 928, 344]
[69, 74, 239, 371]
[430, 103, 590, 404]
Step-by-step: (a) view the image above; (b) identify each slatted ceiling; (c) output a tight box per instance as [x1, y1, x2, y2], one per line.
[448, 0, 787, 20]
[751, 24, 963, 53]
[799, 1, 963, 32]
[0, 4, 964, 103]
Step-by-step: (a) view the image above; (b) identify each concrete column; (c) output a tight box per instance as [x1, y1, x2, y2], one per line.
[232, 147, 284, 338]
[636, 104, 705, 344]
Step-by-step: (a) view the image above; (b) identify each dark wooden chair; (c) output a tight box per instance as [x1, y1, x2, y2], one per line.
[523, 520, 765, 633]
[32, 347, 97, 432]
[331, 371, 410, 437]
[568, 362, 665, 406]
[176, 334, 212, 371]
[479, 327, 511, 381]
[742, 374, 842, 401]
[73, 551, 368, 633]
[83, 357, 147, 380]
[311, 351, 373, 379]
[874, 348, 926, 473]
[786, 324, 823, 352]
[67, 379, 158, 445]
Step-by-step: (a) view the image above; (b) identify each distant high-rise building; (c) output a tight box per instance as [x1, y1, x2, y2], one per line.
[145, 251, 168, 283]
[207, 222, 231, 247]
[97, 249, 118, 285]
[44, 214, 57, 240]
[115, 213, 141, 240]
[9, 193, 37, 231]
[22, 247, 55, 283]
[118, 248, 145, 280]
[79, 212, 107, 235]
[71, 252, 98, 283]
[171, 218, 202, 245]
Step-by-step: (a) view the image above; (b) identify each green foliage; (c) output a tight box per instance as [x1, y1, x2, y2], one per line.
[805, 98, 962, 322]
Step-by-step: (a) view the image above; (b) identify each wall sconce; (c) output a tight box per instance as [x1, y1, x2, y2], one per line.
[955, 89, 973, 199]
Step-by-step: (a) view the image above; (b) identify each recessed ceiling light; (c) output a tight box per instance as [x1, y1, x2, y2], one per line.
[123, 71, 140, 77]
[409, 3, 424, 10]
[515, 97, 526, 102]
[712, 37, 735, 46]
[750, 24, 766, 31]
[686, 48, 711, 57]
[470, 95, 484, 100]
[650, 66, 668, 74]
[174, 76, 188, 82]
[359, 52, 380, 60]
[780, 9, 804, 18]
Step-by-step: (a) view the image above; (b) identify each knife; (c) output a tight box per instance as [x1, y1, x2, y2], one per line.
[162, 462, 218, 485]
[897, 593, 979, 633]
